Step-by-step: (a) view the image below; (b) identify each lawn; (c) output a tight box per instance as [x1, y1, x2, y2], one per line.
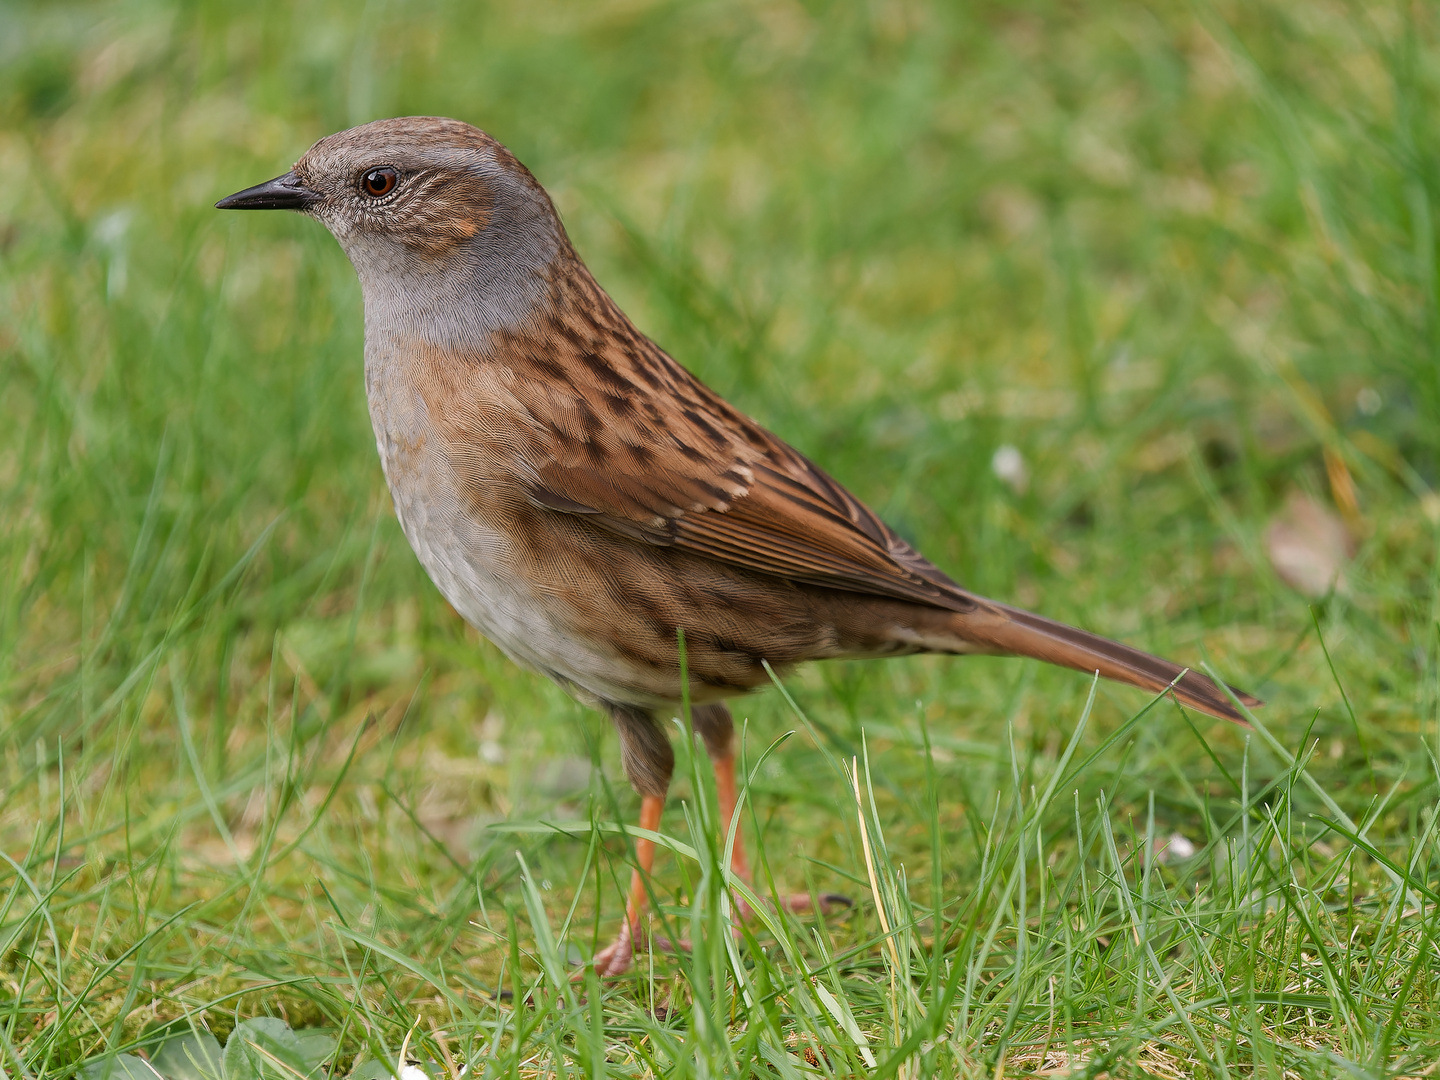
[3, 0, 1439, 1076]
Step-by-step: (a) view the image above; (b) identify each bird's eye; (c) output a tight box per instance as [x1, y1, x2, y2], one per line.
[361, 167, 399, 198]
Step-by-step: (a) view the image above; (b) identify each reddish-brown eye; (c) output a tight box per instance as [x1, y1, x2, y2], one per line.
[361, 167, 398, 197]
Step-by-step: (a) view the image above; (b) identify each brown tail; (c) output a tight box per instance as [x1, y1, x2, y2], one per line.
[940, 598, 1260, 724]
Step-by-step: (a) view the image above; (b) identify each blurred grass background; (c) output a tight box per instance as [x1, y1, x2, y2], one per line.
[2, 0, 1440, 1076]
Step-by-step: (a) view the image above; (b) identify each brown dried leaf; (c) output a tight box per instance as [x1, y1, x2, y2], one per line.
[1264, 491, 1355, 598]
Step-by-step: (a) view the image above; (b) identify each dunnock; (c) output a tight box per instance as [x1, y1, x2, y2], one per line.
[218, 117, 1258, 975]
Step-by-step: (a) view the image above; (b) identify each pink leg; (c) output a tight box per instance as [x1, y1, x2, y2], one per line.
[712, 749, 752, 886]
[589, 793, 665, 976]
[710, 741, 849, 917]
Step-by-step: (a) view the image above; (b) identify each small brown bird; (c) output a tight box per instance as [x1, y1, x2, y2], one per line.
[218, 117, 1257, 975]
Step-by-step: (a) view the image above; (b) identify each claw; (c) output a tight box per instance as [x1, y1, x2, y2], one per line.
[583, 921, 636, 978]
[588, 939, 634, 977]
[582, 922, 694, 979]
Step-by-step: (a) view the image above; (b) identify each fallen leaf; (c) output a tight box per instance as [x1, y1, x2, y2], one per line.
[1264, 491, 1355, 598]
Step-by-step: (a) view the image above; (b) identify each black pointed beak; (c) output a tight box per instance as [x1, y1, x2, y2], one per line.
[215, 171, 321, 211]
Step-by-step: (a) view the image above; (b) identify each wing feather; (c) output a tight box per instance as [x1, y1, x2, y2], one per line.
[502, 283, 973, 612]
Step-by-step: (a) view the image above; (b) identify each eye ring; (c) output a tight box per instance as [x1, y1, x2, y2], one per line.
[361, 167, 399, 198]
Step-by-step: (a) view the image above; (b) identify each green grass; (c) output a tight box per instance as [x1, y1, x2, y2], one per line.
[3, 0, 1440, 1075]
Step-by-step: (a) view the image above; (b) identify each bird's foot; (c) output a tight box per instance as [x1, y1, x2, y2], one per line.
[583, 893, 851, 977]
[732, 889, 853, 918]
[777, 891, 853, 915]
[583, 925, 692, 978]
[682, 890, 853, 949]
[584, 924, 636, 978]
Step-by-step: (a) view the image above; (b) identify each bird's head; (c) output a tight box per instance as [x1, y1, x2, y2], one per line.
[217, 117, 568, 336]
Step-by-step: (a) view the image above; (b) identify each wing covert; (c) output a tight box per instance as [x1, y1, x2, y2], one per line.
[503, 283, 973, 613]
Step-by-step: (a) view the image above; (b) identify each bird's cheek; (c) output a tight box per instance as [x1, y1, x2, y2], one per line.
[407, 207, 492, 255]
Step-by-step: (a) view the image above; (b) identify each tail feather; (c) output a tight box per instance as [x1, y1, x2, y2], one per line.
[948, 599, 1260, 724]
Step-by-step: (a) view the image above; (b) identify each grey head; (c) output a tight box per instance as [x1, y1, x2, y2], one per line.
[217, 117, 570, 347]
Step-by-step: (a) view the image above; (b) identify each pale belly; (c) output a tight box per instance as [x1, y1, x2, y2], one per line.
[364, 358, 678, 711]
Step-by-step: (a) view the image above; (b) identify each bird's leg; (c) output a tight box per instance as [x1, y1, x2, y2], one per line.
[710, 743, 752, 889]
[589, 792, 664, 977]
[692, 704, 750, 909]
[692, 704, 851, 918]
[590, 705, 675, 977]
